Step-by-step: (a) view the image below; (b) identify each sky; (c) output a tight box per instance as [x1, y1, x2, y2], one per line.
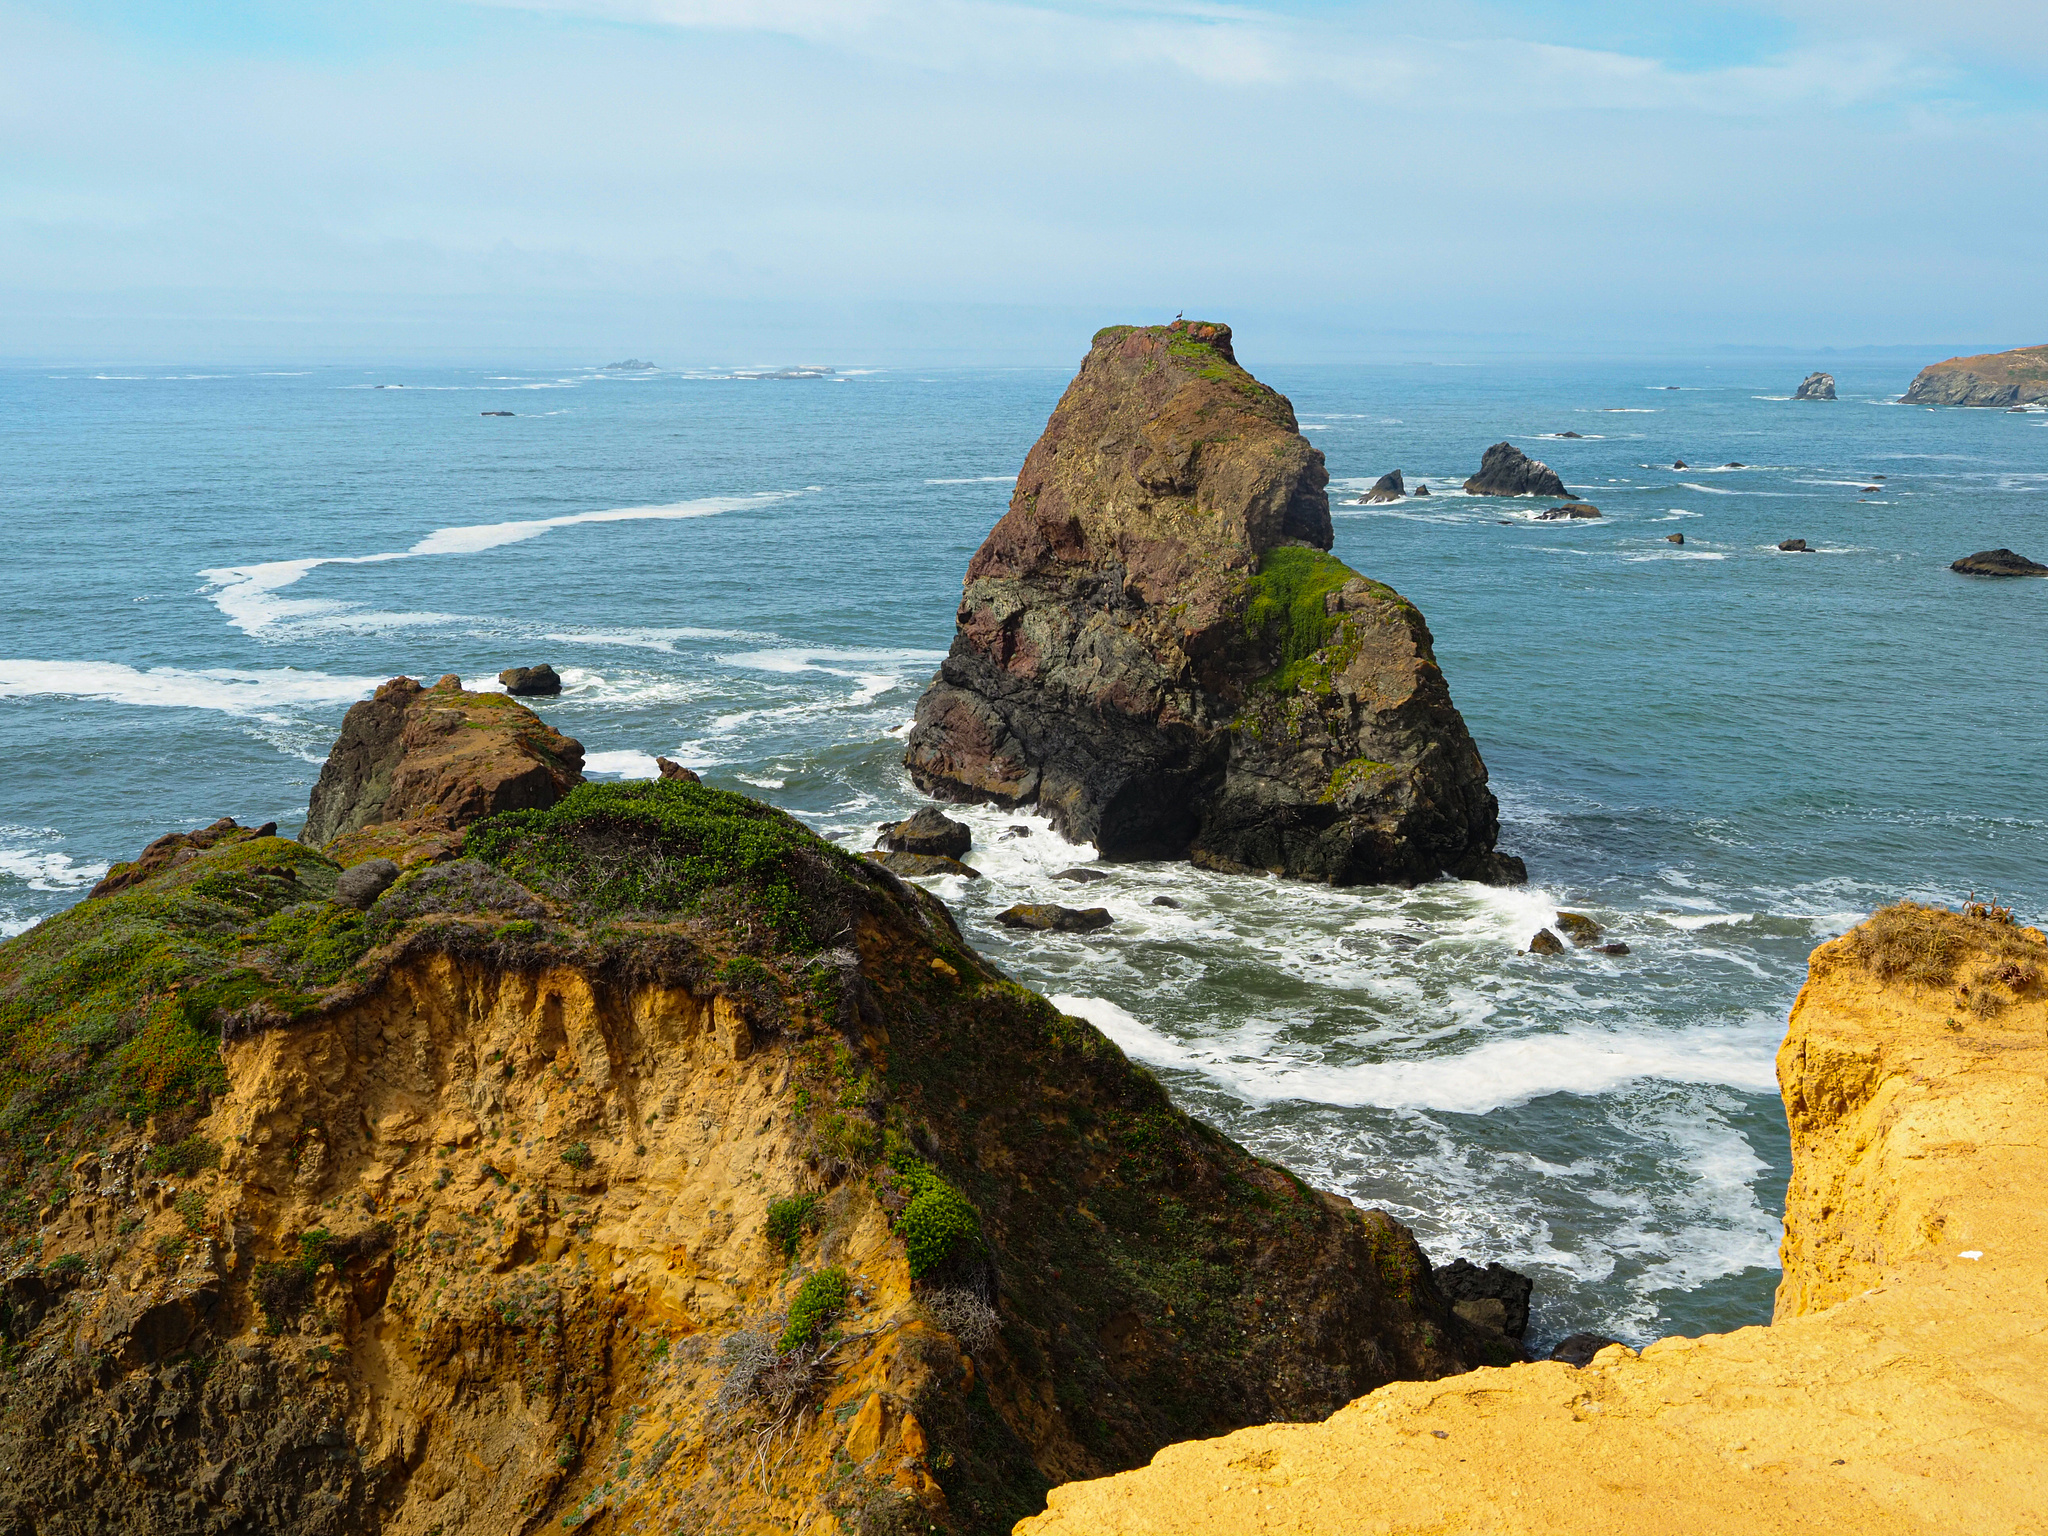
[1, 0, 2043, 363]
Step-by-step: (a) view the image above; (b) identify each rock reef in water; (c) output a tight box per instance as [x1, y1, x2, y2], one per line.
[1359, 469, 1405, 503]
[1794, 371, 1837, 400]
[1463, 442, 1569, 499]
[1951, 548, 2048, 577]
[1019, 902, 2048, 1535]
[1902, 343, 2048, 406]
[0, 687, 1507, 1534]
[903, 321, 1524, 888]
[499, 662, 563, 696]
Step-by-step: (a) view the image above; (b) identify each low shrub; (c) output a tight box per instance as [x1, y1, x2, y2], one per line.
[765, 1193, 821, 1261]
[780, 1267, 849, 1351]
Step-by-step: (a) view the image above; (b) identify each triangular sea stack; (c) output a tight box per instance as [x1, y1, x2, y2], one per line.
[905, 321, 1524, 886]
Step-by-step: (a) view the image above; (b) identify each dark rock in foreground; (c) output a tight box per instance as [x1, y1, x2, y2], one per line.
[880, 806, 972, 857]
[1794, 372, 1837, 401]
[334, 856, 399, 908]
[1952, 548, 2048, 577]
[999, 903, 1113, 932]
[500, 663, 562, 696]
[1359, 470, 1405, 504]
[1902, 343, 2048, 407]
[1549, 1332, 1623, 1367]
[1435, 1258, 1534, 1344]
[904, 320, 1524, 889]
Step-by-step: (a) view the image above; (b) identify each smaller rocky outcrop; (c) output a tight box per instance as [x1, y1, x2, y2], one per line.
[1554, 430, 1584, 439]
[1358, 470, 1405, 504]
[998, 904, 1112, 933]
[500, 663, 562, 696]
[1054, 867, 1107, 884]
[1537, 503, 1601, 520]
[864, 850, 981, 880]
[1464, 443, 1569, 498]
[1412, 483, 1430, 496]
[1666, 533, 1685, 544]
[1434, 1259, 1533, 1345]
[879, 807, 972, 858]
[88, 816, 274, 898]
[1952, 548, 2048, 577]
[1595, 942, 1631, 956]
[1528, 929, 1565, 955]
[1794, 372, 1837, 401]
[1724, 462, 1746, 469]
[1672, 460, 1687, 469]
[300, 675, 584, 858]
[1902, 343, 2048, 407]
[481, 410, 514, 417]
[656, 757, 701, 782]
[1778, 539, 1814, 553]
[603, 358, 656, 371]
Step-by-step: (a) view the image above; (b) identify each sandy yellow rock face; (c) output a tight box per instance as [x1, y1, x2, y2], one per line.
[1017, 906, 2048, 1535]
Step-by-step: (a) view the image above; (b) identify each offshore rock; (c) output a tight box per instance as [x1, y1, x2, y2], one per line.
[0, 743, 1498, 1532]
[904, 321, 1523, 889]
[300, 675, 584, 856]
[656, 756, 701, 782]
[1022, 904, 2048, 1534]
[1951, 547, 2048, 577]
[1359, 470, 1405, 503]
[1412, 483, 1431, 496]
[1794, 371, 1838, 400]
[1666, 532, 1685, 544]
[1528, 928, 1566, 955]
[1463, 442, 1569, 499]
[998, 902, 1113, 932]
[499, 662, 563, 696]
[1901, 342, 2048, 406]
[864, 849, 982, 879]
[881, 806, 973, 857]
[1537, 503, 1601, 520]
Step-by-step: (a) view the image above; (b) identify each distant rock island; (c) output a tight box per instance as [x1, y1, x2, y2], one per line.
[904, 320, 1524, 887]
[1464, 442, 1569, 498]
[1794, 371, 1836, 400]
[601, 358, 656, 371]
[1901, 343, 2048, 406]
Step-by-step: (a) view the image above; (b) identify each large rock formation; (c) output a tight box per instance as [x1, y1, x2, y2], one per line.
[1020, 902, 2048, 1534]
[301, 674, 584, 862]
[1463, 442, 1569, 499]
[1901, 343, 2048, 406]
[1794, 371, 1837, 400]
[0, 700, 1503, 1534]
[903, 321, 1523, 888]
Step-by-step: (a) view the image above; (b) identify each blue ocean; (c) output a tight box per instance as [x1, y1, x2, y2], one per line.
[3, 349, 2042, 1351]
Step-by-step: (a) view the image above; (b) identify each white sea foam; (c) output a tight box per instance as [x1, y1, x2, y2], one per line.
[1050, 995, 1780, 1114]
[199, 492, 798, 636]
[0, 847, 108, 891]
[581, 749, 663, 779]
[0, 660, 379, 716]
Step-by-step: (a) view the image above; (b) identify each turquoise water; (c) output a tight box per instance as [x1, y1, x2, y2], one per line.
[3, 353, 2042, 1350]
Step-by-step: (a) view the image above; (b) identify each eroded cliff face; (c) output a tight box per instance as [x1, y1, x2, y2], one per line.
[1900, 343, 2048, 407]
[0, 724, 1497, 1532]
[1018, 904, 2048, 1535]
[904, 321, 1523, 888]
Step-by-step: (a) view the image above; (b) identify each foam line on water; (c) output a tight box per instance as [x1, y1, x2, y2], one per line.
[1049, 994, 1780, 1114]
[0, 660, 381, 716]
[199, 492, 801, 636]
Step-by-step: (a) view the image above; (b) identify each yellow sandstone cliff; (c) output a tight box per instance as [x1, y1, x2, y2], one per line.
[1018, 903, 2048, 1535]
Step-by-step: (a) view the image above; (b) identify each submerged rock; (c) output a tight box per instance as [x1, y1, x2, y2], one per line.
[1555, 911, 1602, 945]
[904, 320, 1524, 889]
[499, 663, 562, 696]
[1554, 430, 1585, 438]
[1951, 548, 2048, 577]
[997, 903, 1113, 932]
[879, 806, 972, 857]
[1537, 502, 1601, 520]
[1463, 442, 1569, 499]
[1902, 343, 2048, 407]
[1054, 866, 1108, 884]
[1359, 469, 1405, 503]
[1794, 372, 1837, 401]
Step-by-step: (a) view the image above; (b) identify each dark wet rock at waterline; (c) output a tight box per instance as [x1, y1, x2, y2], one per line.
[1951, 548, 2048, 577]
[864, 849, 981, 880]
[879, 806, 972, 857]
[656, 757, 700, 783]
[1779, 539, 1814, 553]
[1150, 896, 1181, 908]
[1528, 928, 1566, 955]
[1672, 460, 1688, 469]
[499, 663, 562, 697]
[998, 903, 1113, 933]
[1549, 1333, 1624, 1367]
[1435, 1259, 1534, 1344]
[1412, 483, 1430, 496]
[1666, 533, 1685, 544]
[1554, 430, 1585, 439]
[1555, 911, 1603, 946]
[1537, 503, 1601, 520]
[1596, 942, 1632, 956]
[1054, 867, 1108, 884]
[1464, 442, 1569, 499]
[902, 320, 1525, 889]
